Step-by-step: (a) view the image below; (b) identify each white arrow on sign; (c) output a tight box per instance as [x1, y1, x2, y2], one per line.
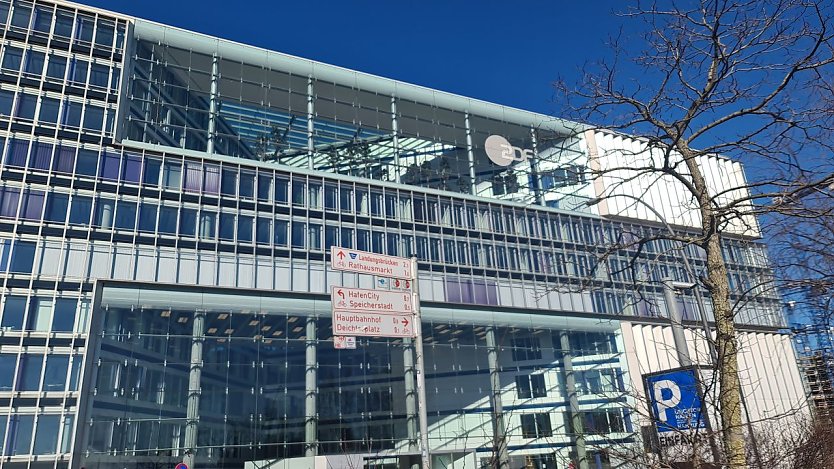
[331, 247, 413, 280]
[332, 311, 415, 338]
[331, 286, 413, 315]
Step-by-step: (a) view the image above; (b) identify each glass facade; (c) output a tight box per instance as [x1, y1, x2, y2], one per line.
[0, 1, 784, 468]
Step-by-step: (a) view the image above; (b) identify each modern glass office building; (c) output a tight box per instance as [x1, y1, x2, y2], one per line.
[0, 1, 806, 468]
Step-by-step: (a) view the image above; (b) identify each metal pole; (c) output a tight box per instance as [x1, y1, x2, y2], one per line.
[560, 331, 588, 469]
[403, 337, 419, 469]
[485, 327, 510, 469]
[663, 279, 693, 367]
[411, 257, 431, 469]
[183, 310, 205, 469]
[304, 317, 318, 456]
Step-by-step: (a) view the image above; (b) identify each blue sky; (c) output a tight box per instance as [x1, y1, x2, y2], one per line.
[76, 0, 621, 116]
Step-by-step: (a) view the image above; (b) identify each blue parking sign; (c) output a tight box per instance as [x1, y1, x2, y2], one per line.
[644, 367, 706, 433]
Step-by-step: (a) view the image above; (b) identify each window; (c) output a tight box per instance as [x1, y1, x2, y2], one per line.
[15, 94, 37, 120]
[162, 161, 182, 190]
[516, 373, 547, 399]
[583, 409, 626, 434]
[158, 206, 178, 234]
[52, 299, 77, 332]
[76, 149, 98, 176]
[511, 337, 542, 361]
[8, 415, 34, 455]
[23, 50, 45, 76]
[26, 298, 51, 331]
[520, 413, 552, 438]
[238, 215, 253, 243]
[69, 195, 93, 225]
[138, 203, 158, 232]
[142, 158, 162, 187]
[256, 218, 270, 244]
[89, 63, 109, 88]
[274, 219, 288, 246]
[54, 9, 74, 38]
[61, 100, 82, 128]
[180, 208, 197, 237]
[291, 222, 305, 248]
[18, 354, 43, 390]
[69, 58, 88, 84]
[33, 415, 61, 454]
[98, 151, 120, 180]
[38, 97, 60, 124]
[218, 213, 235, 240]
[557, 331, 618, 358]
[0, 89, 13, 115]
[43, 356, 69, 391]
[121, 153, 142, 183]
[2, 296, 26, 331]
[46, 55, 67, 80]
[0, 186, 20, 217]
[114, 201, 137, 230]
[0, 354, 15, 389]
[1, 46, 23, 71]
[82, 105, 104, 131]
[9, 241, 36, 273]
[32, 6, 52, 33]
[20, 189, 44, 220]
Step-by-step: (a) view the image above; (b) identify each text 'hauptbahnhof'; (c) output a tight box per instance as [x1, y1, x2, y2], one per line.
[0, 1, 809, 468]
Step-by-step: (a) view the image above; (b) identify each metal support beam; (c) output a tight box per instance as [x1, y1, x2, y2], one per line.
[560, 331, 588, 469]
[412, 258, 431, 469]
[305, 317, 318, 456]
[663, 279, 693, 367]
[403, 337, 419, 469]
[207, 54, 218, 154]
[183, 311, 205, 469]
[485, 327, 510, 469]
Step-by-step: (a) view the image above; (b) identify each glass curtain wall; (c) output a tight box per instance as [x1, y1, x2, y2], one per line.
[79, 284, 630, 469]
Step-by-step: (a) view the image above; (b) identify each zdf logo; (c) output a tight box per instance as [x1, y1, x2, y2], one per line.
[484, 135, 533, 167]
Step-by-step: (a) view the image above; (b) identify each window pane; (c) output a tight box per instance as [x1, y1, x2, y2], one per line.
[9, 241, 36, 273]
[82, 105, 104, 130]
[18, 354, 43, 391]
[138, 203, 158, 232]
[0, 354, 15, 390]
[2, 297, 26, 331]
[33, 415, 61, 455]
[238, 215, 253, 243]
[26, 298, 51, 331]
[24, 50, 45, 75]
[9, 415, 34, 455]
[143, 158, 161, 186]
[1, 47, 23, 71]
[69, 195, 93, 225]
[121, 153, 142, 183]
[46, 55, 67, 80]
[114, 201, 137, 230]
[219, 213, 235, 240]
[76, 149, 98, 176]
[42, 356, 69, 391]
[0, 89, 14, 115]
[180, 208, 197, 236]
[38, 97, 60, 124]
[52, 298, 77, 332]
[158, 206, 178, 234]
[15, 94, 37, 120]
[0, 186, 20, 218]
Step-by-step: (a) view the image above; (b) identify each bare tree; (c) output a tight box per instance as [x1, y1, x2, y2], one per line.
[554, 1, 834, 466]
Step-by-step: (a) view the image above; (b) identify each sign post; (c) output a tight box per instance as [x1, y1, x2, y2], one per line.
[331, 248, 430, 469]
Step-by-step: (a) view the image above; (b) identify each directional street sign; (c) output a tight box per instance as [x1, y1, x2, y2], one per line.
[331, 246, 413, 280]
[331, 286, 413, 316]
[332, 311, 415, 337]
[333, 336, 357, 349]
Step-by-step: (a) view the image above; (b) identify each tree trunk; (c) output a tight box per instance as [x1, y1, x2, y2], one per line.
[678, 141, 748, 467]
[705, 232, 747, 467]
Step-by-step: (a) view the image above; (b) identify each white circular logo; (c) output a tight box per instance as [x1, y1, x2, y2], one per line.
[484, 135, 514, 166]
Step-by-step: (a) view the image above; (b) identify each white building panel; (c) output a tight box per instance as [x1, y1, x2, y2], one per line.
[587, 130, 761, 237]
